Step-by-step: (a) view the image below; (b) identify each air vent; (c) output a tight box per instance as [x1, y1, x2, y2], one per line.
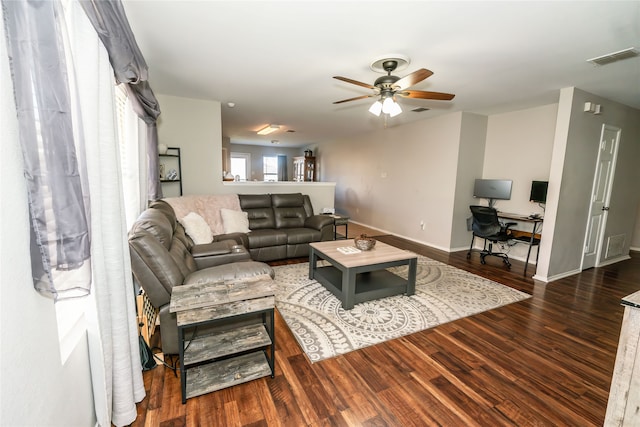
[411, 107, 430, 113]
[587, 47, 638, 66]
[286, 129, 296, 133]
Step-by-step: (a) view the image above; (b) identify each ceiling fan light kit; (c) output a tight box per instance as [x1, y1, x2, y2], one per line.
[334, 55, 455, 118]
[257, 124, 280, 135]
[368, 100, 383, 116]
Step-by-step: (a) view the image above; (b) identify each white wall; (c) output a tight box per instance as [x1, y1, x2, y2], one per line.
[537, 88, 640, 281]
[319, 112, 465, 251]
[632, 205, 640, 251]
[157, 94, 222, 196]
[481, 104, 558, 262]
[451, 113, 488, 249]
[1, 34, 95, 425]
[317, 107, 559, 255]
[483, 104, 558, 215]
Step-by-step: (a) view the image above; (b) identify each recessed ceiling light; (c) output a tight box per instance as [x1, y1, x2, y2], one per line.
[257, 124, 280, 135]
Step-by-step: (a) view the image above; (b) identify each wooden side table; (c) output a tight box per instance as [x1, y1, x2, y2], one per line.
[169, 274, 275, 403]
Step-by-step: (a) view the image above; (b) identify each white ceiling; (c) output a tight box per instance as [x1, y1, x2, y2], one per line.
[122, 1, 640, 148]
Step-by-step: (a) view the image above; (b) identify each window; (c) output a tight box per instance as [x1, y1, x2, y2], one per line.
[263, 155, 278, 182]
[230, 152, 250, 181]
[114, 85, 144, 229]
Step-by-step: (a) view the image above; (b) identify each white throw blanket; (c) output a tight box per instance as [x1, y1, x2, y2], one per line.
[163, 194, 242, 235]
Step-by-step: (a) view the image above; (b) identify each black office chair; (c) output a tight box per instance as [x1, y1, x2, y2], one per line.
[467, 205, 516, 268]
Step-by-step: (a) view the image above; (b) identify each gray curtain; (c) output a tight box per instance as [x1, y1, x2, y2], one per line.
[3, 0, 91, 299]
[80, 0, 162, 200]
[278, 155, 288, 181]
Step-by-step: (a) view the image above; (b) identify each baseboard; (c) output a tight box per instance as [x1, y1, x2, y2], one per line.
[535, 268, 582, 283]
[597, 254, 631, 267]
[349, 221, 452, 253]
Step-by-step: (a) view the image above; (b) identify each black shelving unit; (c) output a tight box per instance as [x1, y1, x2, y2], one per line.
[159, 146, 182, 196]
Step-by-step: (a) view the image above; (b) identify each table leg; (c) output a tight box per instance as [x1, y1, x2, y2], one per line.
[342, 268, 356, 310]
[309, 247, 317, 279]
[406, 258, 417, 296]
[178, 326, 186, 404]
[523, 221, 540, 276]
[268, 309, 275, 378]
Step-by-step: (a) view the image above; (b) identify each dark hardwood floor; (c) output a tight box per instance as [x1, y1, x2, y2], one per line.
[132, 225, 640, 426]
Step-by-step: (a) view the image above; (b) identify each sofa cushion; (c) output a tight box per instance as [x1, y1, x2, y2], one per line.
[179, 212, 213, 244]
[131, 209, 174, 249]
[271, 193, 304, 207]
[284, 227, 322, 245]
[183, 261, 275, 285]
[274, 206, 307, 228]
[220, 208, 251, 234]
[239, 194, 272, 209]
[246, 229, 288, 248]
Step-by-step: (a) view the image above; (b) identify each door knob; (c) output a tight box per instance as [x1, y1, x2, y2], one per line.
[602, 206, 610, 211]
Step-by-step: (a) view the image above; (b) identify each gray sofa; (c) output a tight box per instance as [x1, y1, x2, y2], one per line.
[128, 200, 274, 355]
[238, 193, 334, 261]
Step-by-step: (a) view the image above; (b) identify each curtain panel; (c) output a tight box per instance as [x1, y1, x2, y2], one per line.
[80, 0, 162, 200]
[2, 0, 92, 299]
[54, 1, 146, 425]
[3, 1, 146, 424]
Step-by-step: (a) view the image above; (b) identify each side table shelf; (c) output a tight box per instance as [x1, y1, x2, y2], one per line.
[170, 275, 276, 403]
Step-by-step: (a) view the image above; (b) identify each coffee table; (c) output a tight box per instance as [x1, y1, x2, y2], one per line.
[309, 239, 417, 310]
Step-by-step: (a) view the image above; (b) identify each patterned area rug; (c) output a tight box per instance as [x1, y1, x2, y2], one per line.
[273, 256, 530, 363]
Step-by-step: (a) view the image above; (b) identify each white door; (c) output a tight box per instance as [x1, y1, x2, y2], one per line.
[581, 124, 621, 270]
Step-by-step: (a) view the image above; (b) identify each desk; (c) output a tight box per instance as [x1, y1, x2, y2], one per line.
[497, 212, 543, 276]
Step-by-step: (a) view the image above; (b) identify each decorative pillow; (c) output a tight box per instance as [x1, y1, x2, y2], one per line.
[179, 212, 213, 244]
[220, 208, 251, 234]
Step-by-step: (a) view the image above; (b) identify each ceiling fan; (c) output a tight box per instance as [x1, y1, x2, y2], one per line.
[333, 57, 455, 117]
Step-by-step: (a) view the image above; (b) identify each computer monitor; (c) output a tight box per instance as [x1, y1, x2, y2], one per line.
[473, 179, 512, 207]
[530, 180, 548, 203]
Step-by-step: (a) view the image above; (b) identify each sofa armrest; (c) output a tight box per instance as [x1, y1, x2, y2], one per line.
[304, 214, 335, 231]
[192, 239, 251, 269]
[213, 232, 249, 248]
[191, 241, 232, 258]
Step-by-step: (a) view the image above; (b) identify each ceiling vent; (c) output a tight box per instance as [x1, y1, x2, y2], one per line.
[587, 47, 639, 66]
[411, 107, 430, 113]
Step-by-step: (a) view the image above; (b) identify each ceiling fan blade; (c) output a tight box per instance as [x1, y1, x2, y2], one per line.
[398, 90, 455, 101]
[333, 76, 377, 90]
[393, 68, 433, 90]
[333, 94, 376, 104]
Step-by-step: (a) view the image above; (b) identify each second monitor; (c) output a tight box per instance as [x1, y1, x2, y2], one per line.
[473, 179, 513, 207]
